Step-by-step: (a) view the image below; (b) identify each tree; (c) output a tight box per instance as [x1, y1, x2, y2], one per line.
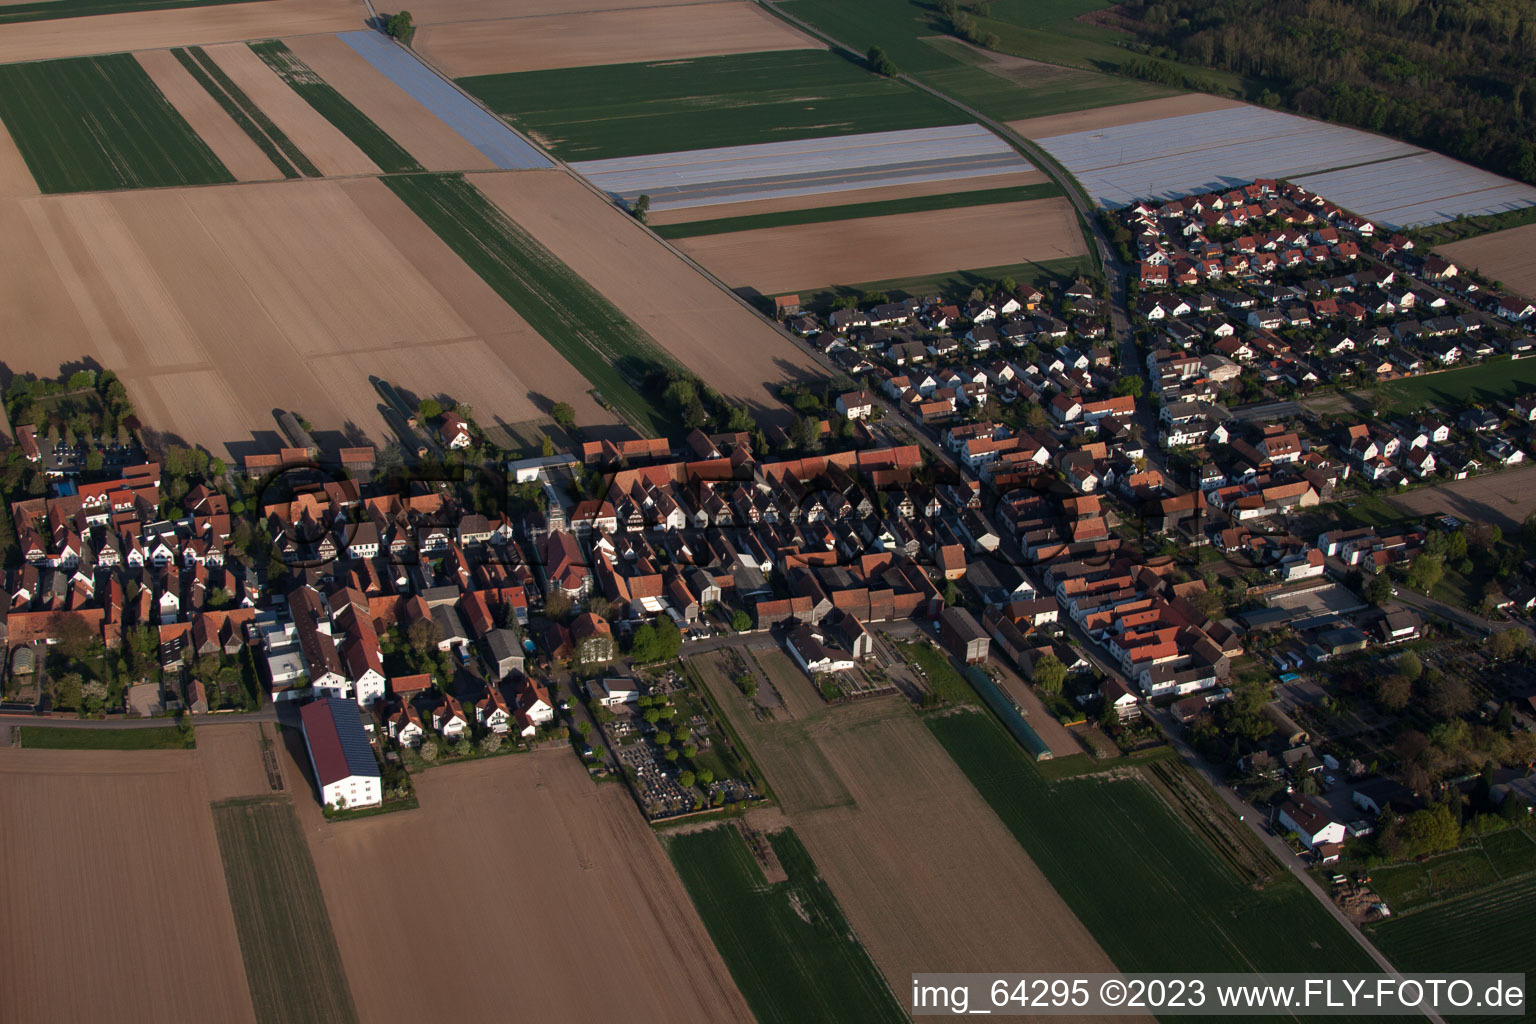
[697, 768, 714, 785]
[1489, 628, 1530, 662]
[415, 397, 442, 421]
[84, 449, 104, 472]
[53, 672, 83, 710]
[1406, 553, 1444, 593]
[1033, 653, 1067, 695]
[51, 612, 95, 661]
[631, 194, 651, 223]
[576, 721, 592, 738]
[730, 608, 753, 632]
[1374, 672, 1413, 711]
[384, 9, 415, 43]
[480, 732, 503, 753]
[551, 402, 576, 431]
[1364, 573, 1393, 605]
[1112, 375, 1144, 398]
[678, 770, 696, 788]
[1401, 804, 1461, 858]
[540, 433, 556, 457]
[866, 45, 898, 76]
[654, 730, 672, 747]
[406, 617, 442, 655]
[1420, 670, 1473, 719]
[1397, 650, 1423, 682]
[81, 679, 109, 715]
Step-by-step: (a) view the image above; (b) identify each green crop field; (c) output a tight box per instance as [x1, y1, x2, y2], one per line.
[1364, 357, 1536, 414]
[458, 49, 963, 161]
[248, 40, 422, 173]
[667, 825, 903, 1024]
[0, 0, 263, 25]
[17, 724, 194, 749]
[927, 709, 1378, 974]
[383, 173, 674, 433]
[174, 46, 319, 178]
[212, 797, 358, 1024]
[894, 639, 976, 705]
[653, 182, 1062, 239]
[1371, 872, 1536, 979]
[0, 54, 233, 193]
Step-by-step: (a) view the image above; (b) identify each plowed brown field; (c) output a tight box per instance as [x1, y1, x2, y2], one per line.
[676, 196, 1087, 294]
[416, 2, 815, 77]
[408, 0, 701, 26]
[136, 48, 281, 181]
[296, 750, 753, 1024]
[0, 116, 38, 197]
[0, 178, 622, 460]
[1440, 223, 1536, 302]
[0, 749, 256, 1024]
[474, 169, 822, 420]
[1008, 92, 1244, 139]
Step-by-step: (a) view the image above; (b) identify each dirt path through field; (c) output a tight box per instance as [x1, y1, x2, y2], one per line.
[474, 169, 823, 422]
[284, 33, 496, 172]
[1008, 92, 1245, 139]
[0, 0, 363, 63]
[204, 42, 378, 178]
[0, 116, 39, 197]
[0, 749, 256, 1024]
[295, 750, 752, 1024]
[416, 2, 816, 76]
[677, 196, 1086, 294]
[136, 48, 281, 182]
[648, 169, 1049, 224]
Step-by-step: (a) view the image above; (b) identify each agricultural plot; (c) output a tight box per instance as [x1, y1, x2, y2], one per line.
[675, 196, 1086, 296]
[1371, 872, 1536, 978]
[1440, 222, 1536, 300]
[136, 49, 283, 181]
[690, 653, 1113, 1002]
[18, 724, 193, 749]
[298, 749, 752, 1023]
[1031, 101, 1536, 226]
[284, 33, 494, 173]
[212, 797, 357, 1024]
[571, 123, 1035, 212]
[406, 0, 701, 22]
[0, 178, 621, 460]
[173, 45, 315, 177]
[416, 1, 814, 77]
[248, 40, 421, 173]
[471, 170, 824, 422]
[0, 0, 264, 25]
[928, 709, 1380, 974]
[0, 750, 256, 1024]
[0, 53, 232, 193]
[459, 49, 964, 161]
[1364, 356, 1536, 414]
[0, 118, 38, 197]
[1008, 92, 1244, 139]
[339, 30, 549, 170]
[668, 826, 904, 1024]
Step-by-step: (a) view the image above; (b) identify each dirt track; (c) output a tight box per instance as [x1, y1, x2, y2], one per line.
[0, 749, 256, 1024]
[1009, 92, 1244, 139]
[136, 48, 280, 182]
[285, 33, 496, 173]
[0, 179, 622, 460]
[648, 169, 1050, 225]
[297, 750, 753, 1024]
[676, 196, 1087, 294]
[417, 1, 815, 76]
[1440, 223, 1536, 302]
[0, 0, 363, 63]
[474, 169, 823, 422]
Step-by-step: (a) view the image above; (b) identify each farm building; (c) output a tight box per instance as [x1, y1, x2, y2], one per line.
[938, 607, 990, 664]
[1277, 796, 1345, 855]
[277, 410, 318, 459]
[300, 697, 381, 810]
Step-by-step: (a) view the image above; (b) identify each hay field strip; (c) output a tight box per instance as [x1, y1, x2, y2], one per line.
[0, 53, 233, 193]
[928, 710, 1379, 974]
[1440, 221, 1536, 300]
[248, 39, 422, 173]
[0, 0, 259, 25]
[173, 45, 313, 177]
[459, 48, 964, 161]
[654, 181, 1062, 238]
[415, 1, 815, 77]
[340, 30, 550, 170]
[570, 122, 1033, 210]
[667, 826, 905, 1024]
[384, 172, 674, 434]
[213, 796, 359, 1024]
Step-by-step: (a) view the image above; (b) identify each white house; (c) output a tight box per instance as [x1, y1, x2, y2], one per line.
[595, 677, 639, 707]
[388, 703, 424, 747]
[834, 390, 875, 420]
[785, 623, 854, 675]
[1277, 796, 1345, 854]
[301, 697, 382, 810]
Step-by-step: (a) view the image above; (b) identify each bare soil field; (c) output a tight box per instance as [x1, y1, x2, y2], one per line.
[676, 196, 1087, 294]
[1388, 463, 1536, 533]
[295, 749, 752, 1024]
[992, 661, 1083, 754]
[0, 117, 38, 198]
[136, 48, 281, 182]
[749, 643, 825, 719]
[0, 749, 256, 1024]
[196, 722, 278, 801]
[0, 0, 363, 64]
[1009, 92, 1244, 139]
[474, 169, 823, 420]
[416, 2, 814, 77]
[648, 168, 1049, 225]
[283, 33, 495, 173]
[203, 42, 378, 178]
[694, 670, 1116, 1000]
[409, 0, 703, 26]
[1440, 223, 1536, 301]
[0, 178, 620, 460]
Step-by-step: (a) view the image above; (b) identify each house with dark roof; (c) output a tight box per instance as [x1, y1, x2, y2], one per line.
[300, 697, 381, 809]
